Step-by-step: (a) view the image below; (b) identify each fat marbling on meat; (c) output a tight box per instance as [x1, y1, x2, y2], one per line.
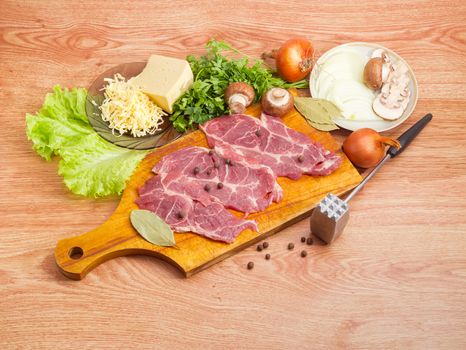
[135, 176, 257, 243]
[200, 113, 342, 180]
[153, 146, 282, 214]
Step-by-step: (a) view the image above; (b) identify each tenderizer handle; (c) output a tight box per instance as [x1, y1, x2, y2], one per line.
[388, 113, 432, 158]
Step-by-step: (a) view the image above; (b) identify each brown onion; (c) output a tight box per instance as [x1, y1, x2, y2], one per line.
[276, 38, 315, 82]
[343, 128, 400, 168]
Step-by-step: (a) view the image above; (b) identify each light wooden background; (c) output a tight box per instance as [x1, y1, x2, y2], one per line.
[1, 1, 466, 349]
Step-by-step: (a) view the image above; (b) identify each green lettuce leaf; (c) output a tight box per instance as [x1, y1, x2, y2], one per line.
[26, 86, 149, 197]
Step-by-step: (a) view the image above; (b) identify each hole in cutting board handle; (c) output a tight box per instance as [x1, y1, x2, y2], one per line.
[69, 246, 84, 260]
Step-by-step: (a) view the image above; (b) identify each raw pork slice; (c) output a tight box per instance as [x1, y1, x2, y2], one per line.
[201, 113, 342, 180]
[136, 176, 257, 243]
[153, 146, 282, 214]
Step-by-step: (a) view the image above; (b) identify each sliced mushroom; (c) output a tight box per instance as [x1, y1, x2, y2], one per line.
[224, 82, 255, 114]
[370, 48, 411, 121]
[373, 95, 404, 120]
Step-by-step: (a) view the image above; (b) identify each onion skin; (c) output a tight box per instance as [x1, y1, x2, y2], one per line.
[343, 128, 401, 168]
[276, 38, 314, 82]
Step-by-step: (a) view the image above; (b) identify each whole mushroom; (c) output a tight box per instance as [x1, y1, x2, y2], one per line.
[261, 88, 294, 117]
[364, 57, 390, 90]
[224, 82, 255, 114]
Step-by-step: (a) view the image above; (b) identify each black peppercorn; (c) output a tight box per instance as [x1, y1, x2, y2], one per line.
[206, 169, 212, 176]
[193, 167, 200, 174]
[257, 244, 263, 252]
[177, 211, 185, 219]
[255, 129, 262, 137]
[208, 150, 214, 155]
[288, 243, 294, 250]
[262, 242, 269, 249]
[217, 182, 223, 189]
[306, 237, 313, 245]
[265, 254, 271, 260]
[301, 250, 307, 257]
[247, 262, 254, 270]
[204, 184, 211, 192]
[297, 155, 304, 163]
[225, 159, 232, 165]
[301, 236, 306, 243]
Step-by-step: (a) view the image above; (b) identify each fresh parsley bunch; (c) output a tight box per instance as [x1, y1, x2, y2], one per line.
[170, 40, 308, 132]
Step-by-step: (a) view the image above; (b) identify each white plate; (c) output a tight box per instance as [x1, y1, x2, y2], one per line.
[309, 42, 418, 132]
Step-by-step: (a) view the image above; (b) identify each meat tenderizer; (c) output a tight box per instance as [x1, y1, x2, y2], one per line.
[310, 113, 432, 244]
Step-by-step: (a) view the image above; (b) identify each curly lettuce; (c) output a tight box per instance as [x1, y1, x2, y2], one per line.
[26, 86, 148, 197]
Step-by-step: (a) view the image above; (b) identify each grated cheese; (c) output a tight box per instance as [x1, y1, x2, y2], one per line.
[99, 73, 167, 137]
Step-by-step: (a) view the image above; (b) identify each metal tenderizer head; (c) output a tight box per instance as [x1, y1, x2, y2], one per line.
[310, 193, 350, 244]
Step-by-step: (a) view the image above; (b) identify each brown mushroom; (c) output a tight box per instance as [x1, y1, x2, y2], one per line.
[364, 57, 383, 89]
[224, 82, 255, 114]
[364, 57, 390, 90]
[261, 88, 294, 117]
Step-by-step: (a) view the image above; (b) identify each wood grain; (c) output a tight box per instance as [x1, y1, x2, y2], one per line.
[54, 105, 361, 279]
[1, 0, 466, 349]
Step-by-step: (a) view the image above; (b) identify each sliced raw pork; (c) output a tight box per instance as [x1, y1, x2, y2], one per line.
[136, 176, 257, 243]
[201, 113, 342, 180]
[153, 146, 282, 214]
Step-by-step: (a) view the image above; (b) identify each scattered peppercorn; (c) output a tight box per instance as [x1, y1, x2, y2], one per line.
[265, 253, 271, 260]
[204, 184, 211, 192]
[301, 250, 307, 257]
[262, 242, 269, 249]
[208, 150, 214, 155]
[297, 155, 304, 163]
[247, 262, 254, 270]
[288, 243, 294, 250]
[255, 129, 262, 137]
[217, 182, 224, 189]
[225, 159, 232, 165]
[301, 236, 306, 243]
[206, 169, 212, 175]
[193, 167, 200, 174]
[177, 211, 185, 219]
[306, 237, 313, 245]
[257, 244, 263, 252]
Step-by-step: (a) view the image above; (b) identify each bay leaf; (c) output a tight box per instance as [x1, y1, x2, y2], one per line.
[308, 121, 340, 131]
[294, 97, 342, 128]
[130, 209, 176, 247]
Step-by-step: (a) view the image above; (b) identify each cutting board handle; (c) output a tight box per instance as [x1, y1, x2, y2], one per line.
[54, 219, 143, 280]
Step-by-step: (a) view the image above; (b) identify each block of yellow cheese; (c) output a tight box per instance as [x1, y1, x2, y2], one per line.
[130, 55, 193, 114]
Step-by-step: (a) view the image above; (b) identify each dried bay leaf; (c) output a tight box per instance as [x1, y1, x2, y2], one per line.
[308, 121, 340, 131]
[130, 209, 176, 247]
[294, 97, 341, 131]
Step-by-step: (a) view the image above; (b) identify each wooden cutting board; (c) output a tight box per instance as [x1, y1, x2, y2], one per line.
[55, 105, 362, 280]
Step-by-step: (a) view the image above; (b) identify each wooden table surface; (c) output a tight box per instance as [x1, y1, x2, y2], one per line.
[1, 1, 466, 349]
